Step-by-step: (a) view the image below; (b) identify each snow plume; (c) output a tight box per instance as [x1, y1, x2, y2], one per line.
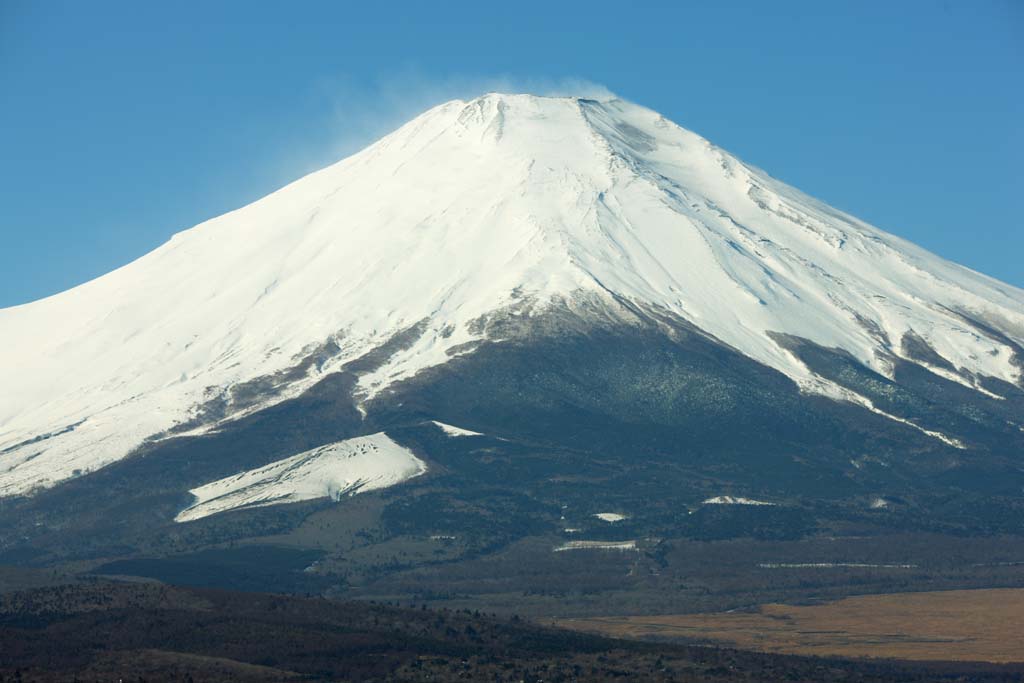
[315, 72, 617, 159]
[263, 73, 618, 202]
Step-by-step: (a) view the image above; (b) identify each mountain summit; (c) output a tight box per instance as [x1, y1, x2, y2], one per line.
[1, 93, 1022, 499]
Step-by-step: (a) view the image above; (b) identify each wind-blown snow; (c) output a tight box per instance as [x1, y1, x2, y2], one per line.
[175, 432, 426, 522]
[2, 93, 1023, 497]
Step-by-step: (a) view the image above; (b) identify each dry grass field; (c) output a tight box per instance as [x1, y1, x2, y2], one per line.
[556, 588, 1024, 663]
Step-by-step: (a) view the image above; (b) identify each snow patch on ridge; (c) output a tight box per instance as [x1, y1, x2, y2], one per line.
[554, 540, 638, 552]
[594, 512, 628, 522]
[175, 432, 425, 522]
[703, 496, 775, 506]
[431, 421, 483, 437]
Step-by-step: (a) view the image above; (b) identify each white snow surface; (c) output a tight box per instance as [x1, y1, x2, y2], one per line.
[2, 93, 1023, 497]
[594, 512, 628, 522]
[703, 496, 776, 506]
[175, 432, 426, 522]
[554, 540, 638, 552]
[431, 421, 483, 437]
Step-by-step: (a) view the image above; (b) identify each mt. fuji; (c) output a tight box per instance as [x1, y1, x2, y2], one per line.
[1, 95, 1023, 576]
[3, 93, 1021, 500]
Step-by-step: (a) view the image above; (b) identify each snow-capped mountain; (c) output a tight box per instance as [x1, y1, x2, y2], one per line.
[1, 93, 1022, 499]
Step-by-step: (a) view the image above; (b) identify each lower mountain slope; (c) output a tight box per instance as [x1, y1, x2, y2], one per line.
[1, 300, 1022, 615]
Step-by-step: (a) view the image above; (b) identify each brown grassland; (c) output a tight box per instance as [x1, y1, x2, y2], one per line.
[555, 588, 1024, 663]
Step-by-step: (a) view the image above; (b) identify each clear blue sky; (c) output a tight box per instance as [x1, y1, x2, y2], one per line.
[1, 0, 1021, 307]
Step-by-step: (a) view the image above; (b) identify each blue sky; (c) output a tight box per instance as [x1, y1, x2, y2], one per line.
[1, 0, 1021, 307]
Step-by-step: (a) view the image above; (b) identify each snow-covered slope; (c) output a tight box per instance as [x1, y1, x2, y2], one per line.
[2, 93, 1022, 497]
[175, 432, 425, 522]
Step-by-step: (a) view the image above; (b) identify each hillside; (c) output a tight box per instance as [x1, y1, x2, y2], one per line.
[2, 579, 1021, 682]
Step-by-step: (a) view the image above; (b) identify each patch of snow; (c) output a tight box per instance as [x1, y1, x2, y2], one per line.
[906, 361, 1006, 400]
[175, 432, 425, 522]
[554, 540, 638, 552]
[703, 496, 775, 506]
[870, 497, 891, 509]
[862, 404, 968, 449]
[431, 420, 483, 437]
[594, 512, 628, 522]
